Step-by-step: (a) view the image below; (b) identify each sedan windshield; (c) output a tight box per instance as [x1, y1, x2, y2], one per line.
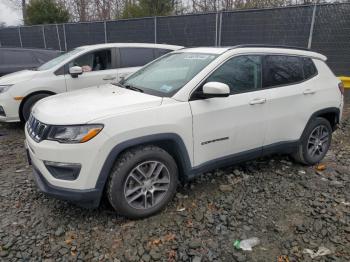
[37, 48, 82, 71]
[121, 52, 218, 97]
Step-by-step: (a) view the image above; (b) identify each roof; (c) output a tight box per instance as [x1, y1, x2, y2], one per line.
[0, 47, 61, 53]
[176, 45, 327, 61]
[78, 43, 184, 51]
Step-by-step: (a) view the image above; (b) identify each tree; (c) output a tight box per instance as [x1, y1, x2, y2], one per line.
[122, 0, 174, 18]
[25, 0, 70, 25]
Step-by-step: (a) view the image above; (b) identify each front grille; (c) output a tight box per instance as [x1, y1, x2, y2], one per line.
[27, 114, 50, 142]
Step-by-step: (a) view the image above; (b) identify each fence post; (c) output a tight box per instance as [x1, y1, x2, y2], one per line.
[218, 12, 223, 47]
[63, 24, 67, 51]
[308, 4, 317, 49]
[154, 16, 157, 44]
[18, 27, 23, 47]
[215, 12, 219, 46]
[56, 24, 62, 51]
[42, 25, 47, 49]
[104, 21, 107, 43]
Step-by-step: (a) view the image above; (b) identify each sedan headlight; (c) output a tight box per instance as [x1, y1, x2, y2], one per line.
[47, 124, 103, 143]
[0, 85, 12, 94]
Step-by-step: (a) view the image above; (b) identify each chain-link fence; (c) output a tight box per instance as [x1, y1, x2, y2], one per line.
[0, 3, 349, 75]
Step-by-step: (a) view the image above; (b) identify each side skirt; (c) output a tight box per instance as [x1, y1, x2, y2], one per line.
[186, 140, 299, 180]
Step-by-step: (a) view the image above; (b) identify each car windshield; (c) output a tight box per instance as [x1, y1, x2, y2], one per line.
[37, 48, 82, 71]
[120, 52, 218, 97]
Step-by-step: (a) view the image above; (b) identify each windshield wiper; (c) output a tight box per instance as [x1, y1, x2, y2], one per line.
[114, 82, 144, 93]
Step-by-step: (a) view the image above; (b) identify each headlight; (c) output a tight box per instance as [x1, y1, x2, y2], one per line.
[47, 124, 103, 143]
[0, 85, 12, 94]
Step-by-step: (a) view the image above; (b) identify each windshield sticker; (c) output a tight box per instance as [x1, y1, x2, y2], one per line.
[160, 84, 173, 92]
[184, 54, 212, 60]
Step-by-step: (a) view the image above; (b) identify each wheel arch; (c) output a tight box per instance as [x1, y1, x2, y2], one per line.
[19, 90, 56, 122]
[95, 133, 192, 192]
[301, 107, 340, 140]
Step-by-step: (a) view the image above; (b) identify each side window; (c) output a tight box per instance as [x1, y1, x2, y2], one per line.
[68, 49, 112, 72]
[154, 49, 173, 59]
[206, 55, 262, 94]
[119, 48, 155, 68]
[4, 50, 36, 65]
[302, 57, 317, 79]
[263, 55, 303, 88]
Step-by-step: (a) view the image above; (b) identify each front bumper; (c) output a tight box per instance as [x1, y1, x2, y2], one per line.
[0, 93, 21, 122]
[25, 124, 112, 208]
[32, 163, 101, 208]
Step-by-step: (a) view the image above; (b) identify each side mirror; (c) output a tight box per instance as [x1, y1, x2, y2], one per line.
[202, 82, 230, 98]
[69, 66, 83, 78]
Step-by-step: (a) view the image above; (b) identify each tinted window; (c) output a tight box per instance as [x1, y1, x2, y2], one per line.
[302, 57, 317, 79]
[68, 49, 112, 72]
[263, 55, 303, 88]
[155, 49, 173, 58]
[206, 55, 262, 94]
[119, 48, 155, 68]
[3, 50, 36, 65]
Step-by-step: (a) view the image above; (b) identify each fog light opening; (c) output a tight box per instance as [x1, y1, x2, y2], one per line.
[44, 161, 81, 181]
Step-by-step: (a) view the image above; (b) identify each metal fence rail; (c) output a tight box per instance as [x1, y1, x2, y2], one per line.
[0, 3, 349, 75]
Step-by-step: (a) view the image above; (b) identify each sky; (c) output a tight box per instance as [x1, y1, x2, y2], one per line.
[0, 0, 22, 26]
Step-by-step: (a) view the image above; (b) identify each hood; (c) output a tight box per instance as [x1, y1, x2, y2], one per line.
[32, 84, 163, 125]
[0, 70, 40, 85]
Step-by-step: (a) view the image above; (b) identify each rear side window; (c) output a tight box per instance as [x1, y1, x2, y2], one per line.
[302, 57, 317, 79]
[3, 50, 36, 65]
[263, 55, 304, 88]
[119, 48, 155, 68]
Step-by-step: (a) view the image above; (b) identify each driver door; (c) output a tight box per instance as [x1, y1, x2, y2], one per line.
[64, 48, 118, 91]
[189, 55, 270, 167]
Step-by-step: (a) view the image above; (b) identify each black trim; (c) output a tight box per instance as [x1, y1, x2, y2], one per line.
[230, 44, 311, 52]
[303, 107, 340, 133]
[32, 164, 101, 208]
[95, 133, 192, 189]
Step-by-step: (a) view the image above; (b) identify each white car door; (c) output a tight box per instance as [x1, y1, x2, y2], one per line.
[65, 48, 118, 91]
[262, 55, 317, 146]
[190, 55, 270, 167]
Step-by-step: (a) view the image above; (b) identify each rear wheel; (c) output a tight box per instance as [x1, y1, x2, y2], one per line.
[21, 93, 51, 122]
[107, 146, 178, 219]
[293, 117, 332, 165]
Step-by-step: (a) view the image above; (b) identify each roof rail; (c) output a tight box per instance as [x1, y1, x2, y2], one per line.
[229, 44, 311, 51]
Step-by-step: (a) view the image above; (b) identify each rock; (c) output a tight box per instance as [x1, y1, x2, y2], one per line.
[192, 256, 202, 262]
[0, 251, 9, 257]
[149, 249, 161, 261]
[141, 254, 151, 262]
[189, 240, 201, 249]
[219, 185, 233, 192]
[55, 227, 65, 237]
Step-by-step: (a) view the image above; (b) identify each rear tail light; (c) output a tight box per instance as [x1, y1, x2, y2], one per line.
[338, 82, 344, 95]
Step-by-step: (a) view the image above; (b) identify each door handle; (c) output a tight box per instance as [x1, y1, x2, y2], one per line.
[249, 98, 266, 105]
[103, 75, 116, 81]
[303, 89, 316, 95]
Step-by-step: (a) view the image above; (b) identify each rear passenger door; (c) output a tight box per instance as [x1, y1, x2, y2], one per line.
[115, 48, 171, 82]
[262, 55, 318, 147]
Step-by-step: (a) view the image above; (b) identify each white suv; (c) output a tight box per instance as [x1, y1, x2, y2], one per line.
[0, 43, 182, 122]
[25, 45, 344, 218]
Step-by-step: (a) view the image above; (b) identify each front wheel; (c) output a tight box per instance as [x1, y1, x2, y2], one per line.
[293, 117, 332, 165]
[21, 93, 51, 122]
[107, 146, 178, 219]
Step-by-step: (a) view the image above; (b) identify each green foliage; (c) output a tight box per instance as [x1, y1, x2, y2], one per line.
[122, 0, 173, 19]
[25, 0, 70, 25]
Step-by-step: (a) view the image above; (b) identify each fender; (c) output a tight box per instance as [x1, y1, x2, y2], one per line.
[301, 107, 340, 138]
[94, 133, 192, 190]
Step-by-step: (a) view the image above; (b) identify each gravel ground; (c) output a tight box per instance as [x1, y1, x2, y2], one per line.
[0, 91, 349, 262]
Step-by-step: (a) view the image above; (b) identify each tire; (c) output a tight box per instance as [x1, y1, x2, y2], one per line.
[293, 117, 332, 165]
[107, 146, 178, 219]
[21, 93, 51, 122]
